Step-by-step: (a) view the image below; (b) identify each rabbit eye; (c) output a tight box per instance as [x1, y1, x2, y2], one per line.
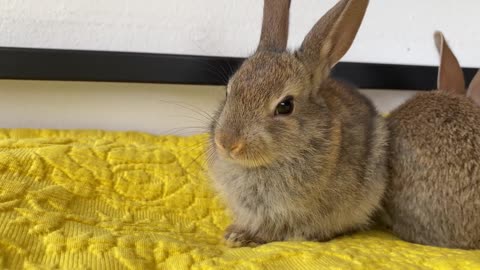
[275, 96, 294, 116]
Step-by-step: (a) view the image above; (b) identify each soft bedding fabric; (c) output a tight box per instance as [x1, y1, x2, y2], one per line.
[0, 129, 478, 269]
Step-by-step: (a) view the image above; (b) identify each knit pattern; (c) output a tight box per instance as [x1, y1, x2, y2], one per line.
[0, 129, 479, 269]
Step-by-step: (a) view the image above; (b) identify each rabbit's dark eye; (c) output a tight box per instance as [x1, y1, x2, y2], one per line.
[275, 96, 294, 116]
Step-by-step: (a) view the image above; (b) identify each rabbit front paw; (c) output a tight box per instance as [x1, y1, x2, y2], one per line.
[223, 224, 265, 247]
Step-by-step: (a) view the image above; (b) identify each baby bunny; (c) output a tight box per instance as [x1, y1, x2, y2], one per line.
[207, 0, 389, 247]
[386, 32, 480, 249]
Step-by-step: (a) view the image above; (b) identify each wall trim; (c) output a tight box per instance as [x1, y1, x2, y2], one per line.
[0, 47, 477, 90]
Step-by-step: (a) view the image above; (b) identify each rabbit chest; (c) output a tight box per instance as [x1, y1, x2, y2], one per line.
[213, 162, 328, 225]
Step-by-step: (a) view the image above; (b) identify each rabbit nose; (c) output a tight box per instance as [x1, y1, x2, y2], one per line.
[214, 133, 244, 156]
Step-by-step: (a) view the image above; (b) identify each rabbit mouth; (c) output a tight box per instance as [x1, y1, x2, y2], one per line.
[212, 133, 273, 167]
[218, 150, 273, 168]
[229, 156, 272, 168]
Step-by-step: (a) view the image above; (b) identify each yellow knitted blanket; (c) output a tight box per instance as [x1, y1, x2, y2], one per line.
[0, 129, 479, 270]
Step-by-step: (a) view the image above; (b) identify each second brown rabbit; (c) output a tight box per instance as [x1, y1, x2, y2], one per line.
[386, 32, 480, 249]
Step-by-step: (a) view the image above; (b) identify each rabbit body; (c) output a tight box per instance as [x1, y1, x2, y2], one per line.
[386, 32, 480, 249]
[387, 91, 480, 249]
[209, 64, 388, 244]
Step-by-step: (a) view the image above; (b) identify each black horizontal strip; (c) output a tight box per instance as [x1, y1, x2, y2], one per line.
[0, 46, 477, 90]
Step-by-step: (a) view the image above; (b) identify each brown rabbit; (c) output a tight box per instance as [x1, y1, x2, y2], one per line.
[386, 32, 480, 249]
[207, 0, 389, 247]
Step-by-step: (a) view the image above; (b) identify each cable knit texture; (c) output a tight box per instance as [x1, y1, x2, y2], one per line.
[0, 129, 479, 269]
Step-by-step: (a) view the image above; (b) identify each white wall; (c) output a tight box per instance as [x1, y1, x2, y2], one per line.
[0, 80, 416, 135]
[0, 80, 224, 135]
[1, 0, 479, 67]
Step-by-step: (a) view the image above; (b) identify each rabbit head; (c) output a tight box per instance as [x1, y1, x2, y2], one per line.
[211, 0, 369, 167]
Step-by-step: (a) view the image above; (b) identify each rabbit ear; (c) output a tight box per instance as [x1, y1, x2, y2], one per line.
[257, 0, 291, 52]
[434, 31, 465, 94]
[467, 70, 480, 106]
[297, 0, 369, 86]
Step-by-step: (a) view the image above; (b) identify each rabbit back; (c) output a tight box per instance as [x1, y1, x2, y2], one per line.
[387, 91, 480, 249]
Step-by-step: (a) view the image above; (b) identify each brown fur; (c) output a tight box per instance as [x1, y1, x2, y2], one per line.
[386, 32, 480, 249]
[434, 32, 465, 94]
[433, 31, 480, 105]
[257, 0, 291, 52]
[207, 0, 388, 247]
